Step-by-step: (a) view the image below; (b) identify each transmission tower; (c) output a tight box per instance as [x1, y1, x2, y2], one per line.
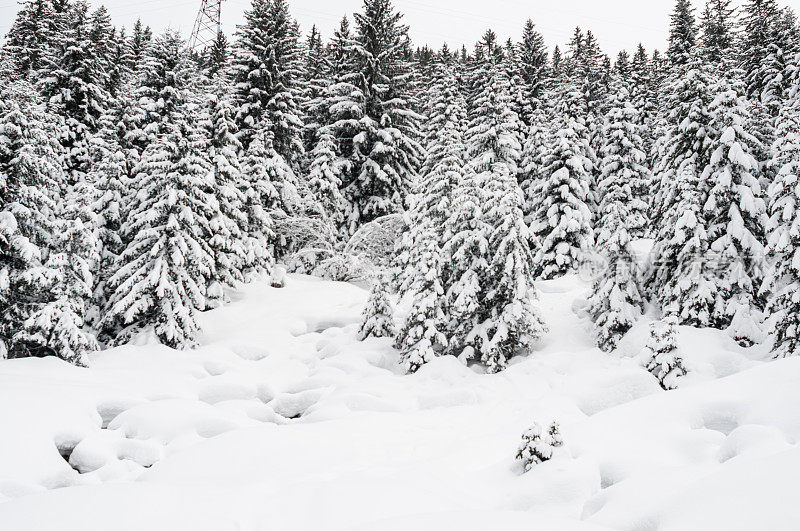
[189, 0, 224, 51]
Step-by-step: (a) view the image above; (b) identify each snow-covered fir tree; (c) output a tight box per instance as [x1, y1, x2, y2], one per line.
[0, 79, 95, 364]
[395, 224, 448, 373]
[648, 57, 718, 326]
[587, 85, 646, 352]
[643, 317, 687, 390]
[342, 0, 423, 235]
[2, 0, 60, 78]
[102, 32, 217, 348]
[516, 421, 564, 472]
[396, 63, 467, 295]
[202, 75, 248, 306]
[667, 0, 697, 67]
[359, 273, 396, 340]
[449, 65, 545, 373]
[702, 73, 767, 345]
[306, 130, 345, 229]
[232, 0, 305, 168]
[530, 80, 595, 280]
[238, 129, 278, 277]
[37, 1, 110, 181]
[764, 92, 800, 357]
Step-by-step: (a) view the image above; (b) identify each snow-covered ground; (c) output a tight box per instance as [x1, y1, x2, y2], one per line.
[1, 274, 798, 530]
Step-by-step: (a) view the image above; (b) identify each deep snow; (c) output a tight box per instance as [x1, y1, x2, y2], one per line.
[0, 273, 798, 530]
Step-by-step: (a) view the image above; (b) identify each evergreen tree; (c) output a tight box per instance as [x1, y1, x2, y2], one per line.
[396, 64, 467, 295]
[668, 0, 697, 67]
[449, 65, 545, 372]
[396, 224, 448, 372]
[531, 82, 595, 280]
[203, 75, 248, 304]
[739, 0, 781, 102]
[0, 80, 94, 363]
[307, 130, 345, 228]
[359, 274, 395, 340]
[2, 0, 60, 79]
[518, 19, 549, 111]
[516, 421, 563, 472]
[301, 25, 332, 153]
[643, 317, 687, 390]
[37, 0, 110, 181]
[239, 130, 278, 277]
[342, 0, 423, 235]
[232, 0, 305, 168]
[587, 86, 646, 352]
[102, 31, 217, 348]
[128, 19, 152, 71]
[648, 59, 717, 325]
[700, 0, 736, 66]
[764, 94, 800, 357]
[202, 31, 229, 77]
[702, 74, 767, 344]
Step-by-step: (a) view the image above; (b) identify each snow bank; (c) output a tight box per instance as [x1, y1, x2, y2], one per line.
[0, 274, 797, 529]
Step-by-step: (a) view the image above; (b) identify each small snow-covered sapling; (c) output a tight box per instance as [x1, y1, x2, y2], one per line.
[516, 421, 563, 472]
[358, 274, 396, 340]
[643, 316, 687, 390]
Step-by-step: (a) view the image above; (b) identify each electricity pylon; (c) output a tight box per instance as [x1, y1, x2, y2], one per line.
[189, 0, 224, 51]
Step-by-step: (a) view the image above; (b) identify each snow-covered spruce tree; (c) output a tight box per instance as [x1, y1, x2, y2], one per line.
[307, 130, 345, 228]
[359, 273, 396, 340]
[699, 0, 736, 67]
[702, 73, 767, 345]
[0, 80, 95, 364]
[128, 19, 152, 72]
[238, 129, 278, 278]
[530, 80, 595, 280]
[739, 0, 793, 112]
[201, 30, 229, 78]
[301, 25, 332, 154]
[395, 225, 448, 372]
[667, 0, 697, 68]
[587, 85, 646, 352]
[232, 0, 305, 168]
[16, 205, 100, 366]
[516, 421, 563, 472]
[102, 32, 217, 348]
[86, 104, 131, 325]
[764, 95, 800, 358]
[342, 0, 423, 236]
[37, 1, 110, 182]
[202, 75, 248, 306]
[396, 63, 467, 296]
[394, 66, 468, 371]
[2, 0, 60, 78]
[642, 317, 686, 390]
[479, 161, 547, 372]
[450, 66, 545, 373]
[517, 19, 549, 117]
[518, 108, 549, 231]
[647, 58, 717, 326]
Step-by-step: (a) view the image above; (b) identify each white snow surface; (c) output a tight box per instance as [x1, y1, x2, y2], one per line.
[1, 273, 798, 530]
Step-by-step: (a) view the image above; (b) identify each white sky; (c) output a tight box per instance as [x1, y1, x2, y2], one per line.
[0, 0, 782, 56]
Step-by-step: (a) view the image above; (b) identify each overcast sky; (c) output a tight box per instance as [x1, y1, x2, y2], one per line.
[0, 0, 768, 57]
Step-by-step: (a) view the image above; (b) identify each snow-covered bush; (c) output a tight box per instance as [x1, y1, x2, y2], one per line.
[358, 274, 396, 340]
[643, 317, 687, 390]
[345, 214, 407, 271]
[516, 421, 564, 472]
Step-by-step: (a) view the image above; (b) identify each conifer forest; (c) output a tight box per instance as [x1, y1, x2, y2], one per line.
[1, 0, 800, 528]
